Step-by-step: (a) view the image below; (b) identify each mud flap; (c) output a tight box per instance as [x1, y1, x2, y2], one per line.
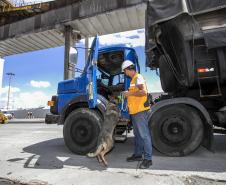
[202, 122, 214, 152]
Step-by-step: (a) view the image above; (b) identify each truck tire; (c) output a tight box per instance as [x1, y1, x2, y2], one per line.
[149, 104, 204, 156]
[63, 108, 101, 155]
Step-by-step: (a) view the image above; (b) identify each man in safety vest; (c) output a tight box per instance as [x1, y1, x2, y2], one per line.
[121, 60, 152, 169]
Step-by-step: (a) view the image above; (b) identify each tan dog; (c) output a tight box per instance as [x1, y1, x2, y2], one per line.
[87, 103, 119, 167]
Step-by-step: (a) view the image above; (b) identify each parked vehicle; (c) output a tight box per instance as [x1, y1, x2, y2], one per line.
[0, 112, 8, 124]
[2, 111, 13, 120]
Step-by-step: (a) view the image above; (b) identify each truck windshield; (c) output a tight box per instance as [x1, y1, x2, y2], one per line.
[112, 74, 124, 85]
[97, 69, 110, 86]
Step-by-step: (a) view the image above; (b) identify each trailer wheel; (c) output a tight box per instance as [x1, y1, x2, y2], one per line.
[149, 104, 204, 156]
[63, 108, 102, 155]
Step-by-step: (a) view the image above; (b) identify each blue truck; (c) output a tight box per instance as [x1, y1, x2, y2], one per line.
[47, 36, 140, 155]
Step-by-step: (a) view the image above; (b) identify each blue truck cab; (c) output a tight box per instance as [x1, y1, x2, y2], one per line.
[48, 36, 140, 154]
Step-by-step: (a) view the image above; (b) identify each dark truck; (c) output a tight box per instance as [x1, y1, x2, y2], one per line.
[145, 0, 226, 156]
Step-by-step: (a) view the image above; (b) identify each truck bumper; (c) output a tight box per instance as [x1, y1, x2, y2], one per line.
[45, 114, 60, 124]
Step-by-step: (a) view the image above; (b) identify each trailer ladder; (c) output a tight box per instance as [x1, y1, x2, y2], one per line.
[194, 43, 222, 98]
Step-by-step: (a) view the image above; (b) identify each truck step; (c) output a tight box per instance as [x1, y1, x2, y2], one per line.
[213, 128, 226, 134]
[200, 94, 222, 98]
[114, 135, 127, 143]
[114, 122, 128, 143]
[198, 76, 219, 79]
[198, 75, 222, 97]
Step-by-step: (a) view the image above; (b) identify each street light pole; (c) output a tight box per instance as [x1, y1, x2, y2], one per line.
[6, 72, 15, 110]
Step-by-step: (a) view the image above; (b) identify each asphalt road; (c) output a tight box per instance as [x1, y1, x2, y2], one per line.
[0, 122, 226, 185]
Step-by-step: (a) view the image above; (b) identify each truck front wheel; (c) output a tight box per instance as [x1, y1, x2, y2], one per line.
[63, 108, 101, 155]
[149, 104, 204, 156]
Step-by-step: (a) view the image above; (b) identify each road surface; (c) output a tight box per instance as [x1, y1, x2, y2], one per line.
[0, 122, 226, 185]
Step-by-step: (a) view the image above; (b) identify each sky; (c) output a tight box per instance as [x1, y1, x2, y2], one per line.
[0, 29, 162, 110]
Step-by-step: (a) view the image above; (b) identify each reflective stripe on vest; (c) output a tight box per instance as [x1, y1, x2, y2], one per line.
[127, 73, 150, 114]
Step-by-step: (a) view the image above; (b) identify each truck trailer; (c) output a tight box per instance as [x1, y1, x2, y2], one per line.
[145, 0, 226, 156]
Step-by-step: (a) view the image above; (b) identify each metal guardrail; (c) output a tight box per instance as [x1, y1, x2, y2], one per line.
[8, 0, 50, 7]
[0, 0, 52, 12]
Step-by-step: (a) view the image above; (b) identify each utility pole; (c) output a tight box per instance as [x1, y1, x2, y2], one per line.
[85, 37, 89, 63]
[6, 72, 15, 110]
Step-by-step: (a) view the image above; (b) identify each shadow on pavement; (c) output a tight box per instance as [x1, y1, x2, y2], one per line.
[7, 135, 226, 172]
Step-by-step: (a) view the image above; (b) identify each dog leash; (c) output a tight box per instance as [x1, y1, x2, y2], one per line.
[120, 93, 128, 112]
[136, 160, 141, 171]
[134, 160, 143, 178]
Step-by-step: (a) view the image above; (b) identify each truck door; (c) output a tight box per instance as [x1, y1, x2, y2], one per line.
[86, 36, 99, 108]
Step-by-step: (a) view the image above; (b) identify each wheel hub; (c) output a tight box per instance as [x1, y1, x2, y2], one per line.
[79, 127, 87, 136]
[71, 119, 93, 146]
[162, 117, 191, 144]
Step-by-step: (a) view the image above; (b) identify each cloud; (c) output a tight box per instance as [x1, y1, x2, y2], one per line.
[137, 30, 144, 33]
[75, 29, 145, 49]
[84, 29, 145, 48]
[20, 0, 54, 4]
[0, 90, 51, 109]
[114, 34, 121, 38]
[148, 81, 163, 93]
[99, 29, 145, 47]
[13, 91, 50, 109]
[0, 83, 51, 109]
[30, 80, 51, 88]
[0, 86, 20, 94]
[126, 35, 140, 39]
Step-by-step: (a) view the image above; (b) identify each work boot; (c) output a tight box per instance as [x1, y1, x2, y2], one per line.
[139, 159, 152, 169]
[126, 154, 143, 162]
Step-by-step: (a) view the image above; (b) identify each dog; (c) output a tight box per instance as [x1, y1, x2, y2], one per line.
[87, 103, 119, 167]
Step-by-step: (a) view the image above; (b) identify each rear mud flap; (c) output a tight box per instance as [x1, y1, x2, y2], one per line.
[202, 123, 214, 152]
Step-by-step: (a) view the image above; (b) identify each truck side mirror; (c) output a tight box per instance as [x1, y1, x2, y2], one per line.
[69, 47, 78, 65]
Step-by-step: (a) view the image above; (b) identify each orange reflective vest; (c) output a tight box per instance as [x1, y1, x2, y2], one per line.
[127, 73, 150, 114]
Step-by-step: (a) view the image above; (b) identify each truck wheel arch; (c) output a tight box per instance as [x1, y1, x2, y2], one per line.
[148, 97, 214, 151]
[59, 94, 107, 125]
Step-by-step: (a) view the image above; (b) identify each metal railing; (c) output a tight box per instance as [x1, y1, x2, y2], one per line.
[0, 0, 52, 12]
[8, 0, 53, 7]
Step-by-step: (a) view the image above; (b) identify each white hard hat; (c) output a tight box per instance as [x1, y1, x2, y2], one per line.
[121, 60, 134, 72]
